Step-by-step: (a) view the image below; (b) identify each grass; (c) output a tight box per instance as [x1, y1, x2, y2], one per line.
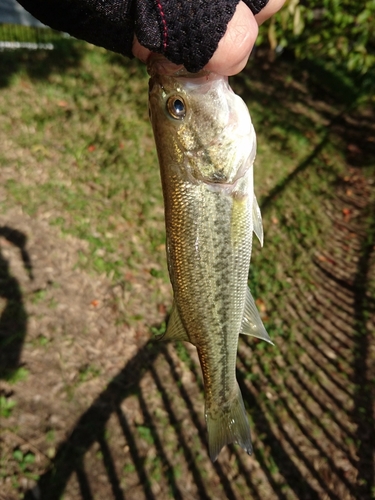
[0, 36, 351, 292]
[3, 367, 29, 385]
[0, 396, 17, 418]
[1, 38, 165, 287]
[0, 29, 374, 500]
[78, 364, 101, 383]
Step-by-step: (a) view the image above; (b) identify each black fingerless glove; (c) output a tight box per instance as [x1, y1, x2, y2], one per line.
[17, 0, 269, 72]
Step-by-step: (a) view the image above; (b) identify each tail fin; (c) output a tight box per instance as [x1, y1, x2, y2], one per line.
[206, 384, 252, 462]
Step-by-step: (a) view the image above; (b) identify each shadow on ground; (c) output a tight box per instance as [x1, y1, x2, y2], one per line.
[0, 226, 32, 379]
[22, 337, 341, 500]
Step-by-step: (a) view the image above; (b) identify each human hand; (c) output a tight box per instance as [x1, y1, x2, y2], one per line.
[133, 0, 285, 76]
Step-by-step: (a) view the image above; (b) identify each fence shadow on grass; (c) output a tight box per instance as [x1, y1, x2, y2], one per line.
[23, 341, 160, 500]
[23, 340, 244, 500]
[22, 338, 324, 500]
[352, 199, 375, 500]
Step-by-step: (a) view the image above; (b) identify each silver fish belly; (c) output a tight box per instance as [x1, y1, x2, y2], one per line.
[148, 55, 272, 461]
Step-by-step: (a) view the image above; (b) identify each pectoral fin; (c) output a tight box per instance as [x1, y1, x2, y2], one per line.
[157, 303, 192, 344]
[252, 195, 264, 247]
[241, 288, 273, 344]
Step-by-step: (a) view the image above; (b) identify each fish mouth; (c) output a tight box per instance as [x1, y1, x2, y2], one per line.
[147, 54, 223, 86]
[147, 54, 184, 78]
[147, 53, 211, 78]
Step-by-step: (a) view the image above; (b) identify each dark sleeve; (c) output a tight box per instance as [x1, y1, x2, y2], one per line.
[17, 0, 136, 58]
[17, 0, 269, 72]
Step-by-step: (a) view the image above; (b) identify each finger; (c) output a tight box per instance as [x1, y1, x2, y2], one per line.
[204, 1, 258, 76]
[255, 0, 286, 25]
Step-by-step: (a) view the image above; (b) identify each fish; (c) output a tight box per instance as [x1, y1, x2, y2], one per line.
[148, 55, 272, 462]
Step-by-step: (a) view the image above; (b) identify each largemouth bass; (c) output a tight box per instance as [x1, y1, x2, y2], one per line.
[148, 55, 272, 462]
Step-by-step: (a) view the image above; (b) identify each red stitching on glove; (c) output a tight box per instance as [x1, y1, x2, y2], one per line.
[155, 0, 168, 50]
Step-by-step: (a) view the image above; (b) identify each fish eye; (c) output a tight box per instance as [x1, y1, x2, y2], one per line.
[166, 96, 186, 120]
